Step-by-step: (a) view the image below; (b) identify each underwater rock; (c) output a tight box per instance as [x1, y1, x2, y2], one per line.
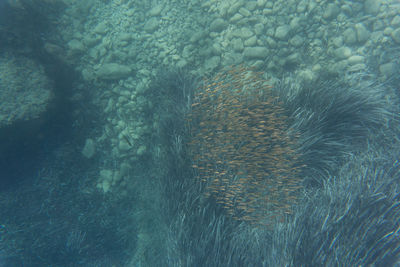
[81, 138, 96, 159]
[144, 17, 159, 33]
[243, 46, 268, 59]
[289, 35, 304, 47]
[323, 3, 340, 20]
[232, 38, 244, 52]
[93, 22, 108, 35]
[0, 52, 53, 128]
[390, 27, 400, 43]
[210, 18, 228, 32]
[97, 63, 132, 80]
[244, 36, 257, 47]
[148, 4, 163, 16]
[364, 0, 381, 15]
[67, 39, 85, 54]
[204, 56, 220, 71]
[379, 62, 397, 77]
[274, 25, 291, 40]
[343, 27, 357, 44]
[355, 23, 370, 43]
[334, 46, 352, 59]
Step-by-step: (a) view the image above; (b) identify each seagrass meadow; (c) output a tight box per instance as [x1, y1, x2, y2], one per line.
[154, 65, 400, 266]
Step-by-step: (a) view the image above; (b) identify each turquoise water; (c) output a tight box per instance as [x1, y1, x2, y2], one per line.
[0, 0, 399, 266]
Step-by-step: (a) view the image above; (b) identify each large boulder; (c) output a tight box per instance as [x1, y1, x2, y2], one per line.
[0, 52, 53, 128]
